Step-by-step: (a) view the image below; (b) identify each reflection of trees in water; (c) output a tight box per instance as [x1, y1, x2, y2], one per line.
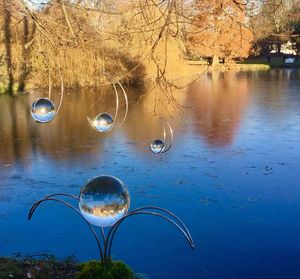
[187, 71, 250, 147]
[0, 95, 34, 163]
[0, 73, 253, 163]
[0, 85, 186, 163]
[121, 86, 184, 153]
[0, 89, 118, 164]
[1, 84, 181, 160]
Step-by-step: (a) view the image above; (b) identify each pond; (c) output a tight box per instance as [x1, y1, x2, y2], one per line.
[0, 69, 300, 279]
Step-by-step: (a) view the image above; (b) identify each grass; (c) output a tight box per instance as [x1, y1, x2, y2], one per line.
[76, 260, 134, 279]
[0, 255, 77, 279]
[0, 255, 148, 279]
[0, 82, 21, 94]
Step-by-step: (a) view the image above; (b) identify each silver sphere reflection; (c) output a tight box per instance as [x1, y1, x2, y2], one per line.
[89, 113, 114, 133]
[31, 98, 56, 123]
[150, 139, 165, 154]
[79, 175, 130, 227]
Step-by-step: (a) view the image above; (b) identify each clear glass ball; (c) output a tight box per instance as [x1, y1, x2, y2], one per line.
[31, 98, 56, 123]
[79, 175, 130, 227]
[90, 113, 114, 133]
[150, 139, 165, 154]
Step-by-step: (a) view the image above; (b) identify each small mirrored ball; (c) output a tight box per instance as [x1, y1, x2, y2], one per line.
[31, 98, 56, 123]
[150, 139, 165, 154]
[90, 113, 114, 132]
[79, 175, 130, 227]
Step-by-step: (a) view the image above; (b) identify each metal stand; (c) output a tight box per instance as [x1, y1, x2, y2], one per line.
[28, 193, 194, 263]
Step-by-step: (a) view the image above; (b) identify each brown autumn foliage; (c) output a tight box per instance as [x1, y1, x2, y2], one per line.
[187, 0, 253, 65]
[250, 0, 300, 55]
[0, 0, 147, 91]
[0, 0, 272, 94]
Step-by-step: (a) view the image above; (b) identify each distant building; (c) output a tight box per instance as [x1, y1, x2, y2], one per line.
[270, 40, 297, 55]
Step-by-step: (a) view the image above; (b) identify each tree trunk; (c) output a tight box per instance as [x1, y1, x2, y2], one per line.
[211, 55, 219, 67]
[3, 0, 14, 95]
[18, 16, 29, 92]
[276, 42, 281, 54]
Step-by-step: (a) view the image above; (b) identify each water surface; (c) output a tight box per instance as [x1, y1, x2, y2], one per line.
[0, 69, 300, 279]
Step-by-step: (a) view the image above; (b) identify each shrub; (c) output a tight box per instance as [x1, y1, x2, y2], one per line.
[76, 260, 135, 279]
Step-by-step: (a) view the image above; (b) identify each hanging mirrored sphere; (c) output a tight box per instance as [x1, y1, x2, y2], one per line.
[89, 113, 114, 133]
[150, 139, 165, 154]
[79, 175, 130, 227]
[31, 98, 56, 123]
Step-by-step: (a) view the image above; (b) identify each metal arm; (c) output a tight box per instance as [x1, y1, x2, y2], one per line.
[105, 209, 194, 259]
[28, 197, 103, 261]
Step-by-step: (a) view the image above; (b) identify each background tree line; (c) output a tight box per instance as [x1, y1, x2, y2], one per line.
[0, 0, 299, 95]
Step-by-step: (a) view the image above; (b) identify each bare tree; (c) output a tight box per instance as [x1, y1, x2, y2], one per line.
[2, 0, 14, 94]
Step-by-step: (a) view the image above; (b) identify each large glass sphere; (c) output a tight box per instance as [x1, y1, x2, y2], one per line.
[31, 98, 56, 123]
[89, 113, 114, 133]
[150, 139, 165, 154]
[79, 175, 130, 227]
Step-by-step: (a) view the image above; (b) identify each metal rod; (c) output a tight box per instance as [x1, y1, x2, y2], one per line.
[28, 197, 103, 261]
[161, 119, 173, 153]
[161, 118, 167, 143]
[101, 228, 108, 260]
[55, 61, 64, 114]
[45, 193, 79, 200]
[87, 73, 128, 131]
[39, 51, 64, 114]
[39, 51, 52, 100]
[112, 82, 119, 128]
[106, 210, 194, 258]
[130, 206, 194, 245]
[101, 73, 128, 128]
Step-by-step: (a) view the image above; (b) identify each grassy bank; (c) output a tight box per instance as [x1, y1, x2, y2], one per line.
[0, 255, 76, 279]
[209, 63, 270, 71]
[0, 255, 148, 279]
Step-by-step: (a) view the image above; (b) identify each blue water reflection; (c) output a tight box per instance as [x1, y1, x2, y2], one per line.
[0, 69, 300, 279]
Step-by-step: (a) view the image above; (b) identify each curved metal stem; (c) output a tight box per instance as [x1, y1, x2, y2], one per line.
[45, 193, 79, 200]
[115, 81, 128, 128]
[100, 227, 106, 244]
[161, 119, 173, 153]
[101, 73, 128, 128]
[112, 82, 119, 128]
[162, 119, 167, 143]
[28, 198, 103, 261]
[55, 62, 64, 114]
[100, 228, 108, 260]
[106, 210, 194, 259]
[39, 51, 64, 115]
[87, 73, 128, 131]
[130, 206, 194, 245]
[39, 51, 52, 100]
[48, 63, 52, 100]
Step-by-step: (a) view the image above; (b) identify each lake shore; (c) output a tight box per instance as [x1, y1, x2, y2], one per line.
[0, 256, 149, 279]
[1, 59, 299, 94]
